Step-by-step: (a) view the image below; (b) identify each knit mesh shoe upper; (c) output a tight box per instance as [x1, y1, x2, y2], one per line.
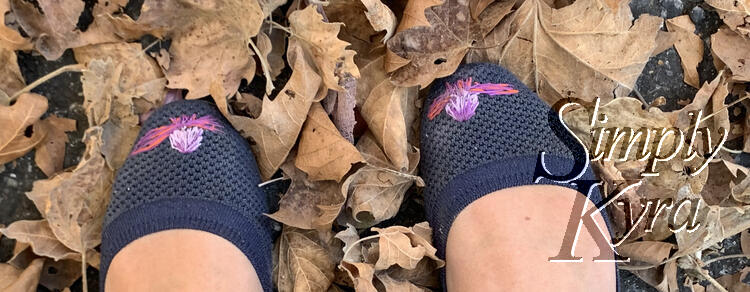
[100, 100, 273, 291]
[420, 63, 607, 261]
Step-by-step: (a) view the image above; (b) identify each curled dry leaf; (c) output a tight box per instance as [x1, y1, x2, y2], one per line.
[74, 42, 166, 106]
[274, 226, 336, 292]
[132, 0, 263, 99]
[78, 44, 166, 170]
[340, 262, 377, 292]
[371, 224, 441, 270]
[0, 93, 48, 165]
[24, 127, 114, 256]
[228, 41, 322, 180]
[289, 6, 360, 93]
[34, 115, 76, 177]
[711, 28, 750, 82]
[467, 0, 662, 105]
[666, 16, 703, 88]
[338, 222, 444, 291]
[343, 133, 421, 227]
[360, 0, 397, 42]
[267, 158, 344, 230]
[0, 258, 44, 292]
[0, 220, 79, 262]
[295, 103, 363, 182]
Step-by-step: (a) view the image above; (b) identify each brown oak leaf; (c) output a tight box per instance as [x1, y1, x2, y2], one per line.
[289, 5, 360, 93]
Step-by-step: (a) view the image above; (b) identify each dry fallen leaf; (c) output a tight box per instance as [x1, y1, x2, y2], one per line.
[0, 220, 79, 262]
[338, 222, 444, 290]
[24, 127, 114, 258]
[0, 93, 48, 165]
[386, 0, 504, 87]
[343, 133, 421, 227]
[131, 0, 263, 99]
[78, 47, 166, 170]
[0, 48, 25, 98]
[705, 0, 750, 38]
[34, 116, 76, 177]
[666, 15, 703, 88]
[372, 224, 440, 270]
[616, 241, 674, 265]
[0, 258, 44, 292]
[295, 103, 363, 182]
[289, 6, 360, 93]
[274, 226, 336, 291]
[711, 28, 750, 82]
[228, 41, 322, 180]
[0, 0, 30, 51]
[360, 0, 397, 42]
[10, 0, 138, 60]
[267, 158, 344, 230]
[467, 0, 663, 104]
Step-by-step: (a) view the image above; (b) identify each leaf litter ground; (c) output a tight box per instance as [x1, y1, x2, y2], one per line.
[1, 0, 750, 291]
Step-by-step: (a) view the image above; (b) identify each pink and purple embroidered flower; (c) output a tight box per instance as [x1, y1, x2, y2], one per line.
[130, 114, 222, 155]
[428, 78, 518, 122]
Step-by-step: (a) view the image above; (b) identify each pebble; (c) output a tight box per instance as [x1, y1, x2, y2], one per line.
[690, 6, 705, 23]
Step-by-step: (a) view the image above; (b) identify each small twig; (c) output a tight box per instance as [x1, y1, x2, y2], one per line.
[258, 176, 289, 187]
[342, 234, 382, 262]
[721, 146, 743, 154]
[81, 249, 88, 292]
[249, 37, 275, 95]
[142, 39, 161, 53]
[699, 95, 750, 124]
[630, 86, 650, 109]
[684, 94, 750, 132]
[697, 267, 728, 292]
[9, 64, 85, 102]
[701, 254, 750, 266]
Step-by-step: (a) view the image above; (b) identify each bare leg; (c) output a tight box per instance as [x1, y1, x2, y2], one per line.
[105, 229, 263, 292]
[445, 185, 616, 291]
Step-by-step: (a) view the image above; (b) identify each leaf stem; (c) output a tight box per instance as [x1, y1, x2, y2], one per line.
[249, 37, 275, 96]
[701, 254, 750, 266]
[81, 249, 88, 292]
[9, 64, 86, 102]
